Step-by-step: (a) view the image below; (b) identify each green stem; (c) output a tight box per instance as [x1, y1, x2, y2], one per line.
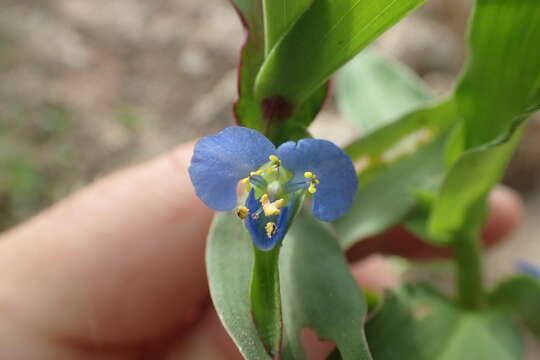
[452, 199, 488, 309]
[453, 231, 483, 309]
[250, 245, 282, 356]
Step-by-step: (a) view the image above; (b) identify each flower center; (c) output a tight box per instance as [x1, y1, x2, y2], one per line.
[260, 194, 285, 216]
[234, 155, 319, 224]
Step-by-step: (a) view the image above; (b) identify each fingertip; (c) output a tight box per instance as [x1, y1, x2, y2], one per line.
[300, 327, 335, 360]
[170, 140, 198, 170]
[350, 255, 401, 293]
[483, 185, 524, 247]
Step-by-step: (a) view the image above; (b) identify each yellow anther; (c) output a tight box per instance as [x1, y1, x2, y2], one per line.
[235, 206, 249, 220]
[265, 222, 277, 238]
[304, 171, 319, 194]
[250, 170, 263, 176]
[260, 194, 285, 216]
[240, 177, 250, 184]
[269, 155, 281, 170]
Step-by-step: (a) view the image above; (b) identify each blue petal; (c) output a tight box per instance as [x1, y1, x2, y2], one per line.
[244, 190, 293, 251]
[276, 139, 357, 222]
[188, 127, 275, 211]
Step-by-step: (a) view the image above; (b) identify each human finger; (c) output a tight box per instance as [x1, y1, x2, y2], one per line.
[0, 142, 212, 352]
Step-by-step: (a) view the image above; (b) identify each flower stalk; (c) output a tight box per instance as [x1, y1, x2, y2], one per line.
[250, 245, 282, 356]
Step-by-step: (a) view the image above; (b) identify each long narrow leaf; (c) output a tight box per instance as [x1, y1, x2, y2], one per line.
[255, 0, 428, 106]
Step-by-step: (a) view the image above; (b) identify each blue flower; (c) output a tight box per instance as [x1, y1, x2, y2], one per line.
[189, 126, 358, 250]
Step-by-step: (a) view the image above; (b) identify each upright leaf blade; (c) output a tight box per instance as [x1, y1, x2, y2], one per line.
[456, 0, 540, 148]
[255, 0, 428, 106]
[337, 50, 432, 133]
[263, 0, 314, 53]
[231, 0, 266, 132]
[428, 0, 540, 241]
[428, 126, 523, 241]
[231, 0, 327, 145]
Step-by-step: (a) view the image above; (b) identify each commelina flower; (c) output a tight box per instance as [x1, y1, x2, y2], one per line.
[188, 126, 358, 251]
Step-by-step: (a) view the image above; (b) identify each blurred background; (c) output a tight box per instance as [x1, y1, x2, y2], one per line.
[0, 0, 539, 287]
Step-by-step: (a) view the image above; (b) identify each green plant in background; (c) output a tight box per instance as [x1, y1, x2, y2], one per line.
[0, 103, 72, 229]
[190, 0, 540, 358]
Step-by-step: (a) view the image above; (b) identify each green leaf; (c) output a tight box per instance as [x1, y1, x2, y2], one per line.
[343, 100, 455, 163]
[263, 0, 314, 54]
[428, 124, 523, 242]
[206, 212, 271, 359]
[337, 49, 432, 133]
[334, 101, 457, 249]
[231, 0, 266, 132]
[250, 246, 282, 356]
[254, 0, 428, 106]
[207, 210, 371, 359]
[366, 284, 523, 360]
[265, 85, 328, 145]
[428, 0, 540, 241]
[335, 136, 447, 249]
[280, 211, 371, 360]
[231, 0, 327, 145]
[456, 0, 540, 148]
[489, 275, 540, 339]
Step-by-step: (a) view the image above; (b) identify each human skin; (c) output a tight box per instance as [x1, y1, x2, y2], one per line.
[0, 142, 522, 360]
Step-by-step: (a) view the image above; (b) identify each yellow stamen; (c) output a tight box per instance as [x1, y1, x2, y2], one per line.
[265, 222, 277, 238]
[235, 206, 249, 220]
[269, 155, 281, 170]
[241, 170, 263, 192]
[304, 171, 319, 194]
[260, 194, 285, 216]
